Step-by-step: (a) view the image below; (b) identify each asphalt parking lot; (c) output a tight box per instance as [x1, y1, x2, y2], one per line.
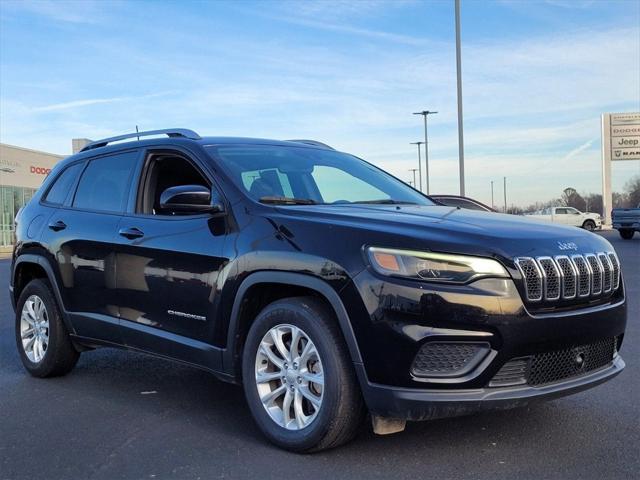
[0, 230, 638, 480]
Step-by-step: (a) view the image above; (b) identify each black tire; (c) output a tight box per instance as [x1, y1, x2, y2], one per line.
[15, 279, 80, 377]
[582, 220, 596, 231]
[242, 296, 365, 452]
[619, 229, 635, 240]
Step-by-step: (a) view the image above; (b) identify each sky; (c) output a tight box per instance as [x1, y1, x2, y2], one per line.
[1, 0, 639, 208]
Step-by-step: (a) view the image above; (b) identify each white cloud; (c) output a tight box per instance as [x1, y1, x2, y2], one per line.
[32, 97, 128, 113]
[31, 92, 174, 113]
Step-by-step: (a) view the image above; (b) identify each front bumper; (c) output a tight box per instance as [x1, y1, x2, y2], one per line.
[344, 269, 626, 389]
[357, 356, 625, 421]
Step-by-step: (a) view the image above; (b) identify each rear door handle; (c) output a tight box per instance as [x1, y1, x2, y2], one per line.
[48, 220, 67, 232]
[118, 227, 144, 240]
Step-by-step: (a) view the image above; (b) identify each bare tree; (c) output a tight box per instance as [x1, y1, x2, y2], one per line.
[624, 175, 640, 207]
[561, 187, 586, 210]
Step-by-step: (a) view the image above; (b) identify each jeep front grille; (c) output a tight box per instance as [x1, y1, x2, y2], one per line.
[515, 252, 620, 303]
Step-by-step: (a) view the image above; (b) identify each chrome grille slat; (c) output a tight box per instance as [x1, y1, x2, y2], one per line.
[515, 251, 619, 303]
[537, 257, 560, 300]
[515, 258, 542, 302]
[598, 252, 613, 293]
[555, 256, 577, 299]
[571, 255, 591, 297]
[608, 252, 620, 291]
[585, 254, 603, 295]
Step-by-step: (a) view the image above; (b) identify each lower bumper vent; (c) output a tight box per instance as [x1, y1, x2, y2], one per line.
[411, 342, 490, 378]
[489, 337, 618, 387]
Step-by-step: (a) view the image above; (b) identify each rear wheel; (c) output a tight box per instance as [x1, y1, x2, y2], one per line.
[582, 220, 596, 231]
[619, 229, 635, 240]
[15, 279, 80, 377]
[242, 296, 365, 452]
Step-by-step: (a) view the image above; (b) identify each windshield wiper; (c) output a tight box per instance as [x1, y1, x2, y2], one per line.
[259, 196, 317, 205]
[352, 199, 418, 205]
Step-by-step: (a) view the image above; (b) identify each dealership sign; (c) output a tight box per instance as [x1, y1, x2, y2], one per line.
[606, 112, 640, 161]
[601, 112, 640, 227]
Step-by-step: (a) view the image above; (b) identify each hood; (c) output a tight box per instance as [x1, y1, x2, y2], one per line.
[271, 204, 613, 260]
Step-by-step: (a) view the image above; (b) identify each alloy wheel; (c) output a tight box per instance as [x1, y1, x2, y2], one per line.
[20, 295, 49, 363]
[255, 324, 324, 430]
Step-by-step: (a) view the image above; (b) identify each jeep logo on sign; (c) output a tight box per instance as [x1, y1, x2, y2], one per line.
[557, 241, 578, 251]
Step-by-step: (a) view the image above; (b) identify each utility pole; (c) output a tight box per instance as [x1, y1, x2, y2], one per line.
[455, 0, 465, 196]
[409, 168, 418, 189]
[491, 181, 494, 209]
[503, 177, 507, 213]
[413, 111, 437, 195]
[410, 142, 424, 192]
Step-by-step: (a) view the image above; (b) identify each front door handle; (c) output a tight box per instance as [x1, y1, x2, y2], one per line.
[48, 220, 67, 232]
[118, 227, 144, 240]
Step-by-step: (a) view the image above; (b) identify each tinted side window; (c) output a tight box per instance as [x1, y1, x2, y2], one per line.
[438, 198, 465, 208]
[73, 151, 138, 212]
[455, 199, 487, 211]
[44, 163, 83, 205]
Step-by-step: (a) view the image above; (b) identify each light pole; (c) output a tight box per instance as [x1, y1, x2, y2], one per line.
[491, 180, 494, 209]
[503, 177, 507, 213]
[409, 168, 418, 189]
[413, 111, 437, 195]
[410, 142, 424, 192]
[455, 0, 465, 196]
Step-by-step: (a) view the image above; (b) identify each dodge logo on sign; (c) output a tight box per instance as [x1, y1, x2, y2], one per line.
[30, 166, 51, 175]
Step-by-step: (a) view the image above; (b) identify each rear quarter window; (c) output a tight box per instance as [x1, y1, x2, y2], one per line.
[43, 163, 83, 205]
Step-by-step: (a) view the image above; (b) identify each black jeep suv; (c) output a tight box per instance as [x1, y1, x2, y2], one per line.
[10, 129, 626, 452]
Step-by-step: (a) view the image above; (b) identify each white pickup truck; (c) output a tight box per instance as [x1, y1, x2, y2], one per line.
[525, 207, 602, 231]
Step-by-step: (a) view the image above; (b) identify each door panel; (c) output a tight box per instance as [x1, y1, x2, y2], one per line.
[566, 209, 582, 226]
[112, 148, 229, 369]
[41, 209, 122, 341]
[554, 208, 569, 225]
[114, 215, 228, 347]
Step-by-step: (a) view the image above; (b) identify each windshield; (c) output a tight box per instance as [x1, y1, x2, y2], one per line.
[206, 145, 434, 206]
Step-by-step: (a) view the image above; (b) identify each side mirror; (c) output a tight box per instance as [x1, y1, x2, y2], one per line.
[159, 185, 224, 214]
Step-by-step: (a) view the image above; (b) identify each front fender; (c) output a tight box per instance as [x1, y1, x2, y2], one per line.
[222, 270, 363, 374]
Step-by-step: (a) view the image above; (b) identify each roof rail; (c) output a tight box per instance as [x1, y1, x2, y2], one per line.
[286, 139, 335, 150]
[80, 128, 201, 152]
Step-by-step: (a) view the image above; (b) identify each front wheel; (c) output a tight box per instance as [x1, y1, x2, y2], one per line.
[242, 297, 365, 452]
[582, 220, 596, 231]
[619, 229, 635, 240]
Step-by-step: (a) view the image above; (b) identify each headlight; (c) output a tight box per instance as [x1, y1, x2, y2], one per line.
[367, 247, 509, 284]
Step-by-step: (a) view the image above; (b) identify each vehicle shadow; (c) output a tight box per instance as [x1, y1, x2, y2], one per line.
[58, 346, 587, 452]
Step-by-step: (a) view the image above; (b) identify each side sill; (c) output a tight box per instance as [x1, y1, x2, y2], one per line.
[70, 334, 238, 385]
